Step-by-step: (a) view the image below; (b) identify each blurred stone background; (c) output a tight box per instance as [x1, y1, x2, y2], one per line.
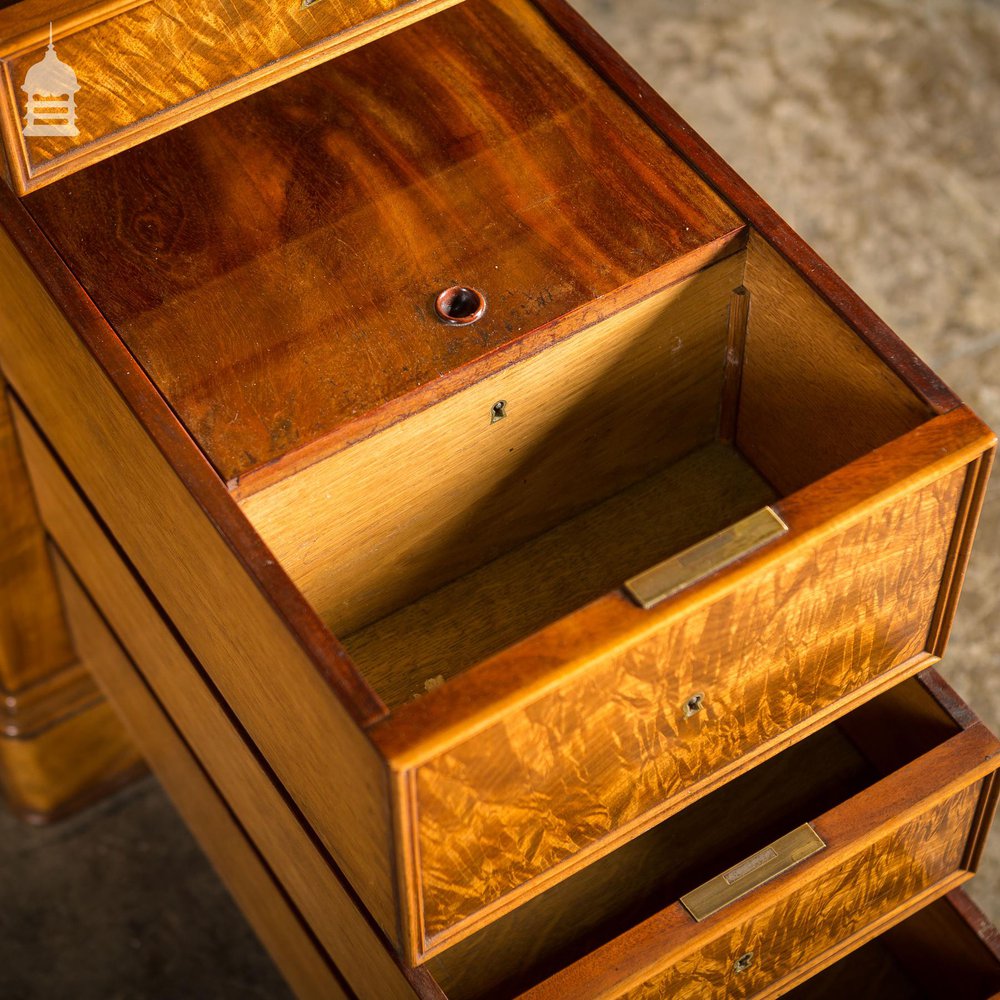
[3, 0, 997, 996]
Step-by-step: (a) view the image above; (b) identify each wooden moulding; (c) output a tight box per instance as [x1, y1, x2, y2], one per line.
[10, 393, 431, 1000]
[0, 0, 996, 971]
[0, 0, 466, 195]
[494, 671, 1000, 1000]
[0, 373, 143, 822]
[50, 549, 352, 1000]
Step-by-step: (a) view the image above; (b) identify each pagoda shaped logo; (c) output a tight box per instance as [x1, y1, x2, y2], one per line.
[22, 24, 80, 138]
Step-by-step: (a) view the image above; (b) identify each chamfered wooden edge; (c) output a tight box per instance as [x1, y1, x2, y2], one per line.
[0, 180, 387, 728]
[530, 0, 961, 417]
[0, 0, 469, 197]
[517, 668, 1000, 1000]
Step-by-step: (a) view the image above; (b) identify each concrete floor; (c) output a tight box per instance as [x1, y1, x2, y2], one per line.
[3, 0, 998, 996]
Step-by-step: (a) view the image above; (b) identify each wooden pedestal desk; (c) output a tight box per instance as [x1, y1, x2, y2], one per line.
[1, 0, 997, 995]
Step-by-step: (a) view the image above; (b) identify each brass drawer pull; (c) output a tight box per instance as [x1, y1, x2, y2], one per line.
[680, 823, 825, 921]
[624, 506, 788, 610]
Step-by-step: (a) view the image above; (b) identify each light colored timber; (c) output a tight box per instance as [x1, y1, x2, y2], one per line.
[11, 399, 422, 1000]
[242, 254, 743, 642]
[344, 441, 777, 707]
[0, 0, 466, 194]
[0, 374, 142, 820]
[51, 551, 349, 1000]
[737, 230, 934, 495]
[0, 224, 399, 944]
[0, 373, 74, 692]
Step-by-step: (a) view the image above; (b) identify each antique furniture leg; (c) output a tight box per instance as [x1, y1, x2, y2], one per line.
[0, 371, 143, 822]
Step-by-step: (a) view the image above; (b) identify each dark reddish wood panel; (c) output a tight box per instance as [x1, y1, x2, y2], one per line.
[21, 0, 742, 485]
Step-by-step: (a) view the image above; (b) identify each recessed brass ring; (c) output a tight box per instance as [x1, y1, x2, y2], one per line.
[435, 286, 487, 325]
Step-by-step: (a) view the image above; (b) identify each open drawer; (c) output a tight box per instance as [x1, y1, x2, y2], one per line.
[419, 671, 1000, 999]
[784, 890, 1000, 999]
[0, 0, 994, 965]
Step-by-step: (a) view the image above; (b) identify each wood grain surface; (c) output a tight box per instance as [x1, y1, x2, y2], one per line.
[51, 550, 351, 1000]
[344, 442, 776, 706]
[245, 255, 744, 648]
[737, 232, 934, 495]
[0, 0, 465, 194]
[616, 788, 979, 1000]
[520, 692, 1000, 1000]
[0, 197, 402, 945]
[20, 0, 742, 486]
[0, 373, 142, 822]
[10, 396, 431, 1000]
[395, 462, 968, 953]
[0, 372, 73, 692]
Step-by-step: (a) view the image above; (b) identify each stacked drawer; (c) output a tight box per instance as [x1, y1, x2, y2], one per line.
[0, 0, 997, 995]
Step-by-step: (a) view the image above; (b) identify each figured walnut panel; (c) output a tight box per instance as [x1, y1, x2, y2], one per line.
[21, 0, 742, 485]
[0, 0, 465, 194]
[411, 466, 966, 949]
[620, 785, 982, 1000]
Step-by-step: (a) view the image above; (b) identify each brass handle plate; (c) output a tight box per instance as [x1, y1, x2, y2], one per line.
[680, 823, 825, 922]
[624, 506, 788, 610]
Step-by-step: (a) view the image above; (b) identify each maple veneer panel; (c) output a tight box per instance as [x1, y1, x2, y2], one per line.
[0, 0, 466, 194]
[399, 463, 970, 950]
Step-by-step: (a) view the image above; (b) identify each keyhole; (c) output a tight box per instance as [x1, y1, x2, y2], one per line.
[491, 400, 507, 424]
[683, 693, 705, 718]
[733, 952, 754, 974]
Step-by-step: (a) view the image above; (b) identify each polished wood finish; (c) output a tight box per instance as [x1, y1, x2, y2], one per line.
[531, 0, 959, 417]
[511, 673, 999, 1000]
[784, 890, 1000, 999]
[1, 0, 996, 974]
[376, 409, 989, 957]
[245, 255, 747, 646]
[0, 373, 142, 821]
[343, 441, 776, 706]
[0, 195, 401, 943]
[20, 0, 743, 487]
[0, 691, 144, 822]
[0, 0, 465, 195]
[50, 550, 351, 1000]
[0, 369, 72, 691]
[10, 396, 430, 1000]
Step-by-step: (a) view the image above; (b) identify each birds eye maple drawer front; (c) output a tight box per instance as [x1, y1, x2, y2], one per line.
[418, 673, 1000, 1000]
[783, 890, 1000, 1000]
[0, 0, 464, 195]
[0, 0, 994, 968]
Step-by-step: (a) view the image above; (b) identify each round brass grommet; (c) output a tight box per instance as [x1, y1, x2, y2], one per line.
[435, 286, 487, 325]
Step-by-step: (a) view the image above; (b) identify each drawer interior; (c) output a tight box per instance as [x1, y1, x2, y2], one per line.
[243, 231, 934, 709]
[783, 892, 1000, 999]
[423, 675, 963, 999]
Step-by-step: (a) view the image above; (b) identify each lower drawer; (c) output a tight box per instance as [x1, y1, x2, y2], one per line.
[785, 889, 1000, 999]
[424, 672, 1000, 1000]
